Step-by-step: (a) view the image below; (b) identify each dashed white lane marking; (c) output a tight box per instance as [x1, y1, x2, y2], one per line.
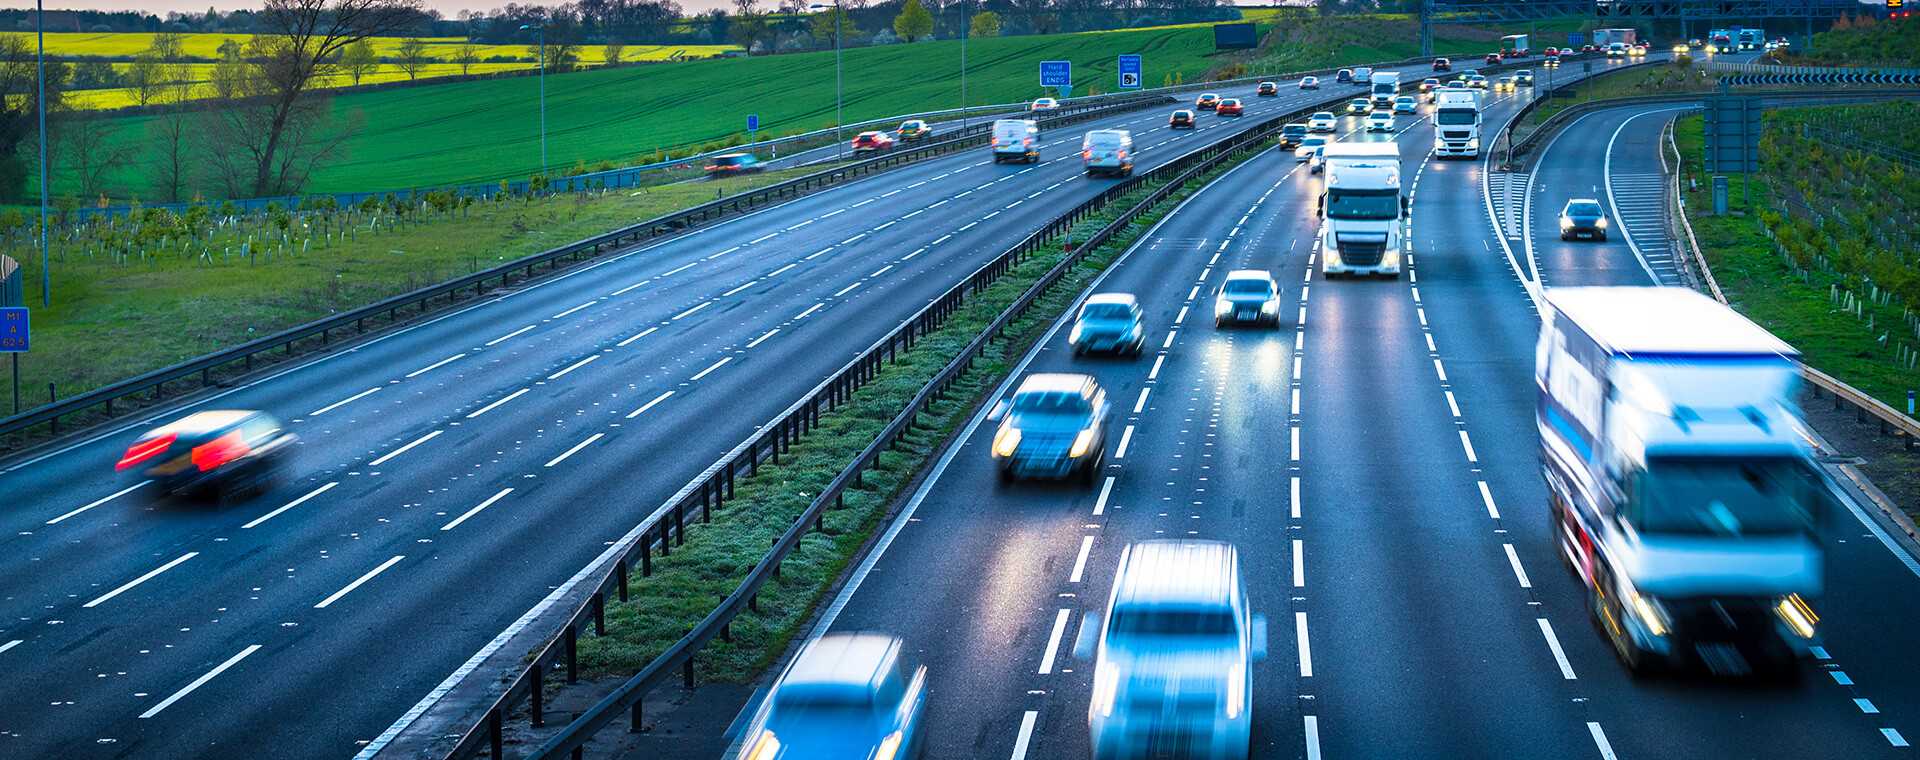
[546, 354, 599, 380]
[1832, 671, 1854, 686]
[794, 303, 824, 320]
[722, 281, 756, 298]
[841, 233, 867, 245]
[611, 279, 650, 297]
[1884, 729, 1909, 748]
[873, 221, 898, 231]
[902, 247, 927, 261]
[369, 429, 442, 467]
[405, 353, 467, 379]
[308, 386, 380, 417]
[931, 234, 952, 245]
[242, 481, 338, 529]
[1009, 710, 1039, 760]
[626, 390, 675, 419]
[314, 554, 406, 609]
[1538, 618, 1577, 679]
[617, 326, 659, 347]
[484, 325, 534, 346]
[0, 640, 19, 655]
[661, 262, 697, 277]
[1432, 358, 1448, 382]
[1114, 425, 1135, 459]
[820, 208, 845, 219]
[1296, 611, 1314, 677]
[708, 246, 741, 260]
[851, 198, 876, 208]
[47, 481, 150, 525]
[1502, 543, 1533, 588]
[1587, 722, 1619, 760]
[139, 644, 261, 719]
[672, 301, 712, 321]
[1856, 698, 1879, 714]
[1162, 331, 1177, 349]
[441, 487, 513, 531]
[1148, 355, 1165, 380]
[871, 265, 894, 277]
[466, 387, 529, 419]
[1304, 716, 1323, 760]
[1094, 477, 1114, 516]
[1174, 306, 1189, 324]
[1477, 481, 1501, 519]
[1290, 426, 1301, 461]
[784, 219, 814, 231]
[768, 263, 798, 277]
[1070, 536, 1094, 583]
[550, 300, 596, 319]
[1292, 539, 1305, 587]
[833, 282, 862, 298]
[1445, 390, 1461, 417]
[1133, 387, 1151, 414]
[1290, 477, 1301, 519]
[804, 247, 833, 261]
[690, 357, 733, 381]
[1458, 430, 1478, 463]
[958, 221, 979, 232]
[544, 433, 605, 468]
[84, 552, 198, 608]
[747, 328, 781, 349]
[1038, 608, 1071, 675]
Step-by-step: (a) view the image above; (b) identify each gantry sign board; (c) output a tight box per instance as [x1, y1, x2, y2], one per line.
[1704, 95, 1762, 173]
[1118, 54, 1142, 89]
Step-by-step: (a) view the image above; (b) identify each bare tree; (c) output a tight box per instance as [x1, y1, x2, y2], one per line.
[395, 37, 431, 80]
[58, 115, 134, 200]
[126, 55, 167, 106]
[0, 34, 68, 202]
[454, 42, 479, 75]
[146, 108, 197, 201]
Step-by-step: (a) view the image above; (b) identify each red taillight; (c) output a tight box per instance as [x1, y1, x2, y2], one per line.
[1081, 148, 1091, 159]
[191, 431, 251, 473]
[116, 433, 176, 471]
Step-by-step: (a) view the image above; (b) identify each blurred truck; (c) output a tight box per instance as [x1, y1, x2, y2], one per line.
[1536, 287, 1828, 675]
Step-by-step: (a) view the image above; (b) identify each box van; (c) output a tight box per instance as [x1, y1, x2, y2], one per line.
[991, 119, 1040, 164]
[1351, 66, 1374, 84]
[1081, 129, 1134, 178]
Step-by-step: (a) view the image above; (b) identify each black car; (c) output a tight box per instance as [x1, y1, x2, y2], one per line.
[1256, 81, 1279, 97]
[116, 410, 295, 500]
[1335, 68, 1353, 83]
[1279, 123, 1309, 149]
[1559, 198, 1609, 240]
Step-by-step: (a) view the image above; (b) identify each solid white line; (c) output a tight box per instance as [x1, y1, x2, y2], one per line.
[404, 353, 467, 379]
[369, 429, 442, 467]
[483, 325, 534, 346]
[617, 326, 658, 347]
[1478, 481, 1501, 519]
[1149, 355, 1165, 380]
[747, 328, 781, 349]
[139, 644, 261, 719]
[550, 300, 596, 319]
[544, 433, 605, 468]
[1296, 612, 1313, 677]
[1538, 618, 1577, 679]
[84, 552, 198, 608]
[0, 640, 19, 655]
[1503, 543, 1532, 588]
[833, 282, 862, 297]
[47, 481, 149, 525]
[546, 354, 599, 380]
[1304, 716, 1322, 760]
[626, 390, 675, 419]
[466, 387, 529, 418]
[1009, 711, 1039, 760]
[1292, 539, 1305, 587]
[1038, 608, 1071, 674]
[1290, 477, 1301, 519]
[1133, 387, 1150, 414]
[1094, 476, 1115, 516]
[242, 481, 338, 529]
[690, 356, 732, 381]
[314, 555, 406, 609]
[1070, 536, 1095, 583]
[794, 303, 824, 320]
[672, 301, 712, 320]
[308, 386, 380, 417]
[1459, 430, 1478, 462]
[1115, 425, 1135, 459]
[441, 487, 513, 531]
[1587, 723, 1619, 760]
[722, 281, 755, 297]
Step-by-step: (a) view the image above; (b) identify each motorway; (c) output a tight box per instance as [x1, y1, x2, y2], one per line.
[0, 58, 1454, 757]
[807, 60, 1920, 760]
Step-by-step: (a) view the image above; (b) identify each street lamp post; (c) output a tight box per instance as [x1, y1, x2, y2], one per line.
[959, 2, 968, 132]
[35, 0, 48, 307]
[520, 23, 547, 176]
[810, 2, 845, 159]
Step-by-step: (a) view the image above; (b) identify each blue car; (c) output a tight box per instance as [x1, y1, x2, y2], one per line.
[737, 633, 928, 760]
[989, 373, 1111, 484]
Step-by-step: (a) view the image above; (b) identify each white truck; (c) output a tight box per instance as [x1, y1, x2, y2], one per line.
[1537, 287, 1827, 675]
[1316, 142, 1403, 278]
[1737, 28, 1764, 51]
[1369, 71, 1401, 109]
[1593, 28, 1638, 47]
[1432, 88, 1481, 158]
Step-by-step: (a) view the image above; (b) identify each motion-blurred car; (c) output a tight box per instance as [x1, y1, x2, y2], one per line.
[1559, 198, 1609, 240]
[734, 633, 927, 760]
[1543, 56, 1561, 70]
[1070, 293, 1145, 357]
[1335, 68, 1353, 83]
[1494, 76, 1517, 92]
[1031, 97, 1060, 111]
[1392, 95, 1418, 114]
[1484, 52, 1501, 65]
[1213, 270, 1280, 328]
[1432, 57, 1451, 71]
[1306, 112, 1337, 132]
[991, 119, 1041, 164]
[1294, 135, 1328, 172]
[1688, 38, 1703, 49]
[1345, 98, 1371, 114]
[851, 130, 895, 153]
[895, 119, 934, 142]
[1081, 129, 1134, 178]
[1365, 110, 1394, 132]
[988, 374, 1111, 484]
[1544, 46, 1559, 56]
[1419, 77, 1440, 93]
[1074, 540, 1267, 760]
[1294, 76, 1318, 91]
[1195, 93, 1221, 110]
[704, 153, 765, 177]
[116, 410, 294, 501]
[1279, 122, 1309, 149]
[1256, 81, 1279, 97]
[1169, 109, 1197, 129]
[1515, 69, 1534, 86]
[1581, 44, 1598, 53]
[1215, 98, 1244, 117]
[1467, 74, 1489, 89]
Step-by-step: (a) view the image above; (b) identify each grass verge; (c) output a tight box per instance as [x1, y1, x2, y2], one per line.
[1514, 57, 1717, 136]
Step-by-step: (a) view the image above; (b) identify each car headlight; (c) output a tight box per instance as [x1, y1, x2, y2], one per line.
[1261, 298, 1278, 314]
[745, 729, 781, 760]
[1092, 661, 1119, 718]
[1069, 323, 1084, 344]
[1627, 590, 1671, 638]
[1069, 428, 1098, 459]
[1777, 594, 1818, 639]
[992, 427, 1021, 458]
[1224, 662, 1245, 719]
[1214, 298, 1232, 316]
[1127, 323, 1142, 338]
[1558, 216, 1573, 230]
[874, 730, 905, 760]
[1595, 217, 1608, 228]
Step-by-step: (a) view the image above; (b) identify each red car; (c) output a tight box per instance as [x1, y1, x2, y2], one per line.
[1544, 46, 1559, 56]
[1216, 98, 1244, 117]
[851, 130, 895, 154]
[1582, 44, 1598, 53]
[1484, 52, 1501, 65]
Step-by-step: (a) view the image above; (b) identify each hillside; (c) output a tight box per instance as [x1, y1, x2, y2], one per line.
[1782, 14, 1919, 67]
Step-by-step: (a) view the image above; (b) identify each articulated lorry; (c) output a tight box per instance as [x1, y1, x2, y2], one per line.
[1592, 28, 1638, 47]
[1537, 287, 1827, 675]
[1737, 28, 1764, 50]
[1317, 142, 1404, 278]
[1432, 88, 1482, 158]
[1369, 71, 1402, 109]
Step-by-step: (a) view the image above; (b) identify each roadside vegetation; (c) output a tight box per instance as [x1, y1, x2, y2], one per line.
[1777, 13, 1918, 68]
[1512, 55, 1718, 139]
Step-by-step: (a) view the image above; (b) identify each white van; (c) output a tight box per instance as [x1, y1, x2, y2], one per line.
[991, 119, 1041, 164]
[1351, 66, 1374, 84]
[1081, 129, 1134, 178]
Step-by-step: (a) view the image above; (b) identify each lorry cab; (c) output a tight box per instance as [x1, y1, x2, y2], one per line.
[991, 119, 1041, 164]
[1317, 143, 1404, 279]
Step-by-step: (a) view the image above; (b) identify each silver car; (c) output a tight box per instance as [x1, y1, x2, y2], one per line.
[1070, 293, 1146, 357]
[1075, 540, 1268, 760]
[988, 374, 1110, 484]
[735, 633, 927, 760]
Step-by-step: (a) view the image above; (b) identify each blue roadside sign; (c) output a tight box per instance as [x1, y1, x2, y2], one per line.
[746, 114, 759, 131]
[1040, 60, 1072, 88]
[1118, 54, 1142, 89]
[0, 307, 26, 352]
[1568, 32, 1583, 47]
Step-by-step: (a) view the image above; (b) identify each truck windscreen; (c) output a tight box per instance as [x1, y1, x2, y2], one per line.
[1436, 109, 1477, 125]
[1326, 188, 1399, 220]
[1630, 456, 1818, 537]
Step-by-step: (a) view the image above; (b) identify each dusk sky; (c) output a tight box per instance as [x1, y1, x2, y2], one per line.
[0, 1, 743, 15]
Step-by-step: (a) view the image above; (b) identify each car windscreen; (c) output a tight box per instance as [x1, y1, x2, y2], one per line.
[1085, 133, 1125, 148]
[1300, 137, 1327, 147]
[1080, 303, 1134, 321]
[1436, 109, 1476, 125]
[1565, 202, 1603, 217]
[1008, 393, 1092, 430]
[714, 156, 746, 166]
[1629, 456, 1819, 536]
[1222, 279, 1272, 297]
[1109, 605, 1236, 638]
[1312, 113, 1333, 120]
[1283, 125, 1306, 134]
[1326, 188, 1399, 220]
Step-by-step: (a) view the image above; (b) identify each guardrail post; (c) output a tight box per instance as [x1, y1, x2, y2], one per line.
[725, 462, 736, 498]
[594, 591, 606, 635]
[617, 560, 629, 602]
[630, 698, 644, 733]
[488, 710, 503, 760]
[674, 502, 686, 546]
[660, 519, 671, 556]
[642, 531, 654, 575]
[702, 479, 713, 523]
[531, 662, 545, 727]
[683, 658, 695, 689]
[566, 627, 579, 683]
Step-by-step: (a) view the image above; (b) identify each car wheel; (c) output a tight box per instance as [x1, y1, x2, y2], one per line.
[1598, 231, 1608, 241]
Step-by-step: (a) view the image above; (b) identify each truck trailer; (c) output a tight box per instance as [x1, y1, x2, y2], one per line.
[1592, 28, 1639, 47]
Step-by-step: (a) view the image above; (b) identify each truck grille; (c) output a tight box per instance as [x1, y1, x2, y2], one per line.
[1335, 234, 1388, 266]
[1442, 130, 1471, 140]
